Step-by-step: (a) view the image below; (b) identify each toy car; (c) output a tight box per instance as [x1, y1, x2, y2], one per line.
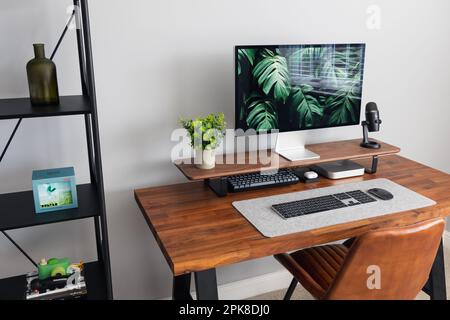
[38, 258, 71, 280]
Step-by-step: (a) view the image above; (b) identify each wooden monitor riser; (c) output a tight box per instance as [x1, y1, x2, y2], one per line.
[174, 139, 400, 196]
[174, 139, 400, 181]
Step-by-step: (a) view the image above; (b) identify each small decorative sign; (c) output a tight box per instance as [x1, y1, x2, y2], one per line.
[32, 167, 78, 214]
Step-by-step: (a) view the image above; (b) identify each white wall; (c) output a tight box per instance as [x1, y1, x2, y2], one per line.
[1, 0, 449, 299]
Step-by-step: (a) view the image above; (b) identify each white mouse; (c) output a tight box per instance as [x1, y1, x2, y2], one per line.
[304, 171, 318, 180]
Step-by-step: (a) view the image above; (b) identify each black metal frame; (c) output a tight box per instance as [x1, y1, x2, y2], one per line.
[173, 269, 219, 300]
[76, 0, 113, 299]
[173, 273, 193, 300]
[423, 238, 447, 300]
[1, 231, 37, 268]
[0, 0, 113, 299]
[0, 119, 22, 163]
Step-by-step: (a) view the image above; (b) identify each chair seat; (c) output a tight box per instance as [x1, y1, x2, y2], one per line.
[274, 244, 349, 299]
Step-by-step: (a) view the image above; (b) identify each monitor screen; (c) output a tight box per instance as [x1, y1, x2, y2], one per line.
[235, 43, 366, 132]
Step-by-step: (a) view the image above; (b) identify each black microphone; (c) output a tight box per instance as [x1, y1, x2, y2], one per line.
[360, 102, 381, 149]
[365, 102, 382, 132]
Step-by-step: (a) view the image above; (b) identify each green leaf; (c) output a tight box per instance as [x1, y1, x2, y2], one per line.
[246, 94, 278, 131]
[237, 48, 256, 76]
[253, 51, 290, 103]
[290, 85, 323, 128]
[326, 80, 359, 125]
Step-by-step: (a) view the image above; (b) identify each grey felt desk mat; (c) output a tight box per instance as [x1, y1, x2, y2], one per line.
[232, 178, 436, 238]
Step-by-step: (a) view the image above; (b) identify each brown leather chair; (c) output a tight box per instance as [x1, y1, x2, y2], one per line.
[274, 218, 445, 300]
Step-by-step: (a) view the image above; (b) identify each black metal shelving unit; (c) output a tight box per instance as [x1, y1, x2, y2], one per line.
[0, 0, 113, 299]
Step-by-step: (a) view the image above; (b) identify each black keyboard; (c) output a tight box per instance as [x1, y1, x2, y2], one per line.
[227, 169, 299, 192]
[272, 190, 377, 219]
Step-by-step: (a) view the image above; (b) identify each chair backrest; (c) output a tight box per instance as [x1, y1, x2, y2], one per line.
[324, 218, 445, 300]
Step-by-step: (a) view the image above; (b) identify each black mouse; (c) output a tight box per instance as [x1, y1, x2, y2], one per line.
[368, 188, 394, 200]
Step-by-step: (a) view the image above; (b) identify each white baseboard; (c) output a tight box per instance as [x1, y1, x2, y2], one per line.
[161, 269, 292, 300]
[213, 270, 292, 300]
[162, 231, 450, 300]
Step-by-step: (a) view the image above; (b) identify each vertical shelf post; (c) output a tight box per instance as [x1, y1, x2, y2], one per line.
[77, 0, 113, 299]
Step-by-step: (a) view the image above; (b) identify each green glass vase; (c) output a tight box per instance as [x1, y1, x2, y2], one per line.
[26, 43, 59, 105]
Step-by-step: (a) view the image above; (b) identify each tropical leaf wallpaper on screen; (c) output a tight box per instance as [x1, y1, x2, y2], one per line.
[236, 44, 365, 132]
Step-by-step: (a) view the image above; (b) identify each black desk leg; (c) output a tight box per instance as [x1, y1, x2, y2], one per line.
[195, 269, 219, 300]
[427, 239, 447, 300]
[173, 273, 193, 300]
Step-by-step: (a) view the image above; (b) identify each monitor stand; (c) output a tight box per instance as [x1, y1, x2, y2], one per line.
[274, 131, 320, 161]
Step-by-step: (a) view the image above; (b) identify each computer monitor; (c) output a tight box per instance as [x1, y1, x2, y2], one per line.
[235, 43, 366, 160]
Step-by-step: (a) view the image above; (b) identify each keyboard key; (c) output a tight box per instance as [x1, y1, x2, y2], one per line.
[333, 193, 352, 200]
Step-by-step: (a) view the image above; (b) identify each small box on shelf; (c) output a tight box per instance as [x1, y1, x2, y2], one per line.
[32, 167, 78, 214]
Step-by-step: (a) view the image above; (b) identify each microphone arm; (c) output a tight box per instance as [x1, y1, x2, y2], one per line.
[360, 120, 381, 149]
[361, 121, 370, 145]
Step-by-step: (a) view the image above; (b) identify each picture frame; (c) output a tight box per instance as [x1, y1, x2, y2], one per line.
[32, 167, 78, 214]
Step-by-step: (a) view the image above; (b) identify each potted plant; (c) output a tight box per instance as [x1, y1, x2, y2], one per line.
[180, 113, 226, 169]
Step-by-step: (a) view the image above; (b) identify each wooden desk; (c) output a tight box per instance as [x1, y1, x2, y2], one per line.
[135, 155, 450, 300]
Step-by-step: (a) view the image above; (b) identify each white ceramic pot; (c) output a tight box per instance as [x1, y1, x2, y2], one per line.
[195, 149, 216, 170]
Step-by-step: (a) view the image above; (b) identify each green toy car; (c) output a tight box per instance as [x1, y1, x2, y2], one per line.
[38, 258, 71, 280]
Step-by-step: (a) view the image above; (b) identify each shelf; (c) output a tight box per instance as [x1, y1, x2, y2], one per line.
[0, 1, 112, 299]
[0, 95, 91, 120]
[0, 261, 107, 300]
[0, 184, 99, 231]
[175, 139, 401, 181]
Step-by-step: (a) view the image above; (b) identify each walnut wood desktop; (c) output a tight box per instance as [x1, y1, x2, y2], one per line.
[174, 139, 400, 180]
[135, 150, 449, 300]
